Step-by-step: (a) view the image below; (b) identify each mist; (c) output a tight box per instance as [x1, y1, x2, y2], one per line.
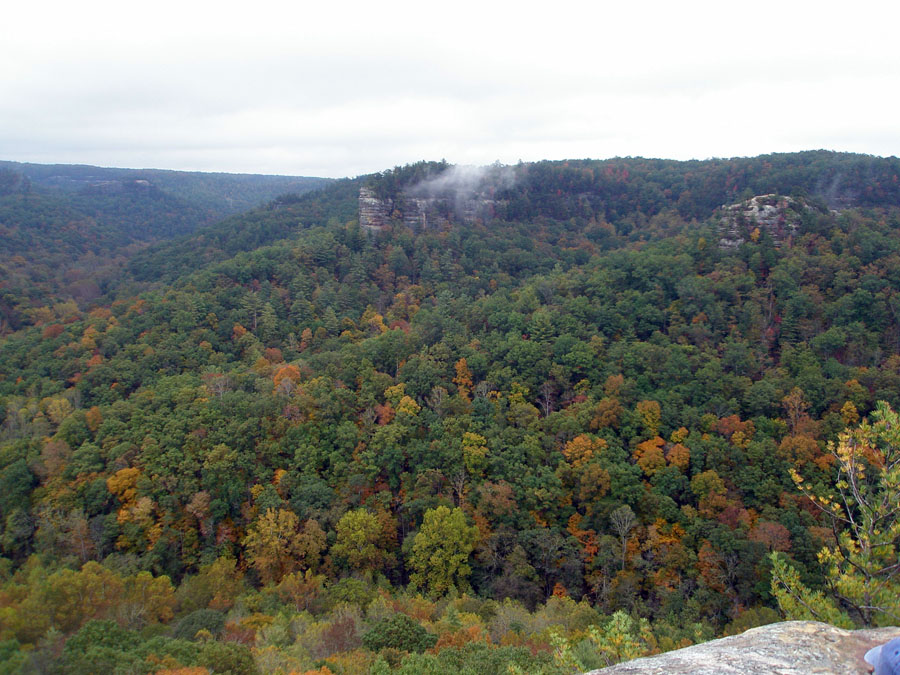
[406, 163, 517, 199]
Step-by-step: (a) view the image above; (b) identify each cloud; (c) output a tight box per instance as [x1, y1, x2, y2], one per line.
[405, 165, 504, 198]
[1, 1, 899, 176]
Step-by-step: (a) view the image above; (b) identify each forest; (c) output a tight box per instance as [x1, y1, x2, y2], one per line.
[0, 164, 326, 335]
[1, 151, 900, 673]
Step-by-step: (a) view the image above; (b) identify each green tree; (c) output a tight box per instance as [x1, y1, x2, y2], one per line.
[174, 609, 226, 641]
[585, 610, 654, 667]
[409, 506, 478, 596]
[258, 302, 278, 343]
[60, 620, 137, 675]
[198, 640, 259, 674]
[769, 553, 851, 628]
[362, 613, 437, 653]
[330, 508, 385, 575]
[773, 401, 900, 626]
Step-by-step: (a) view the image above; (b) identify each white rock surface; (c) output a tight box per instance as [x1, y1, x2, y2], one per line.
[586, 621, 900, 674]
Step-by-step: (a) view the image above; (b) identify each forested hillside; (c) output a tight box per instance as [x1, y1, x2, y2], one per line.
[0, 161, 328, 217]
[2, 152, 900, 673]
[0, 164, 327, 334]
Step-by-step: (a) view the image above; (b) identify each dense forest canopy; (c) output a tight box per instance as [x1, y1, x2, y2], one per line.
[2, 151, 900, 673]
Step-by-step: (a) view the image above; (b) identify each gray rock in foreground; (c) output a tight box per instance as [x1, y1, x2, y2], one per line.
[586, 621, 900, 674]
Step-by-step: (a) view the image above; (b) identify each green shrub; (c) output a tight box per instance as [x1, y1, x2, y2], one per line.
[174, 608, 226, 640]
[198, 640, 259, 674]
[328, 577, 375, 608]
[362, 614, 437, 653]
[395, 643, 562, 675]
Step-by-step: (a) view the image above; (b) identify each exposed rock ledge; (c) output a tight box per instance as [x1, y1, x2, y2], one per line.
[587, 621, 900, 674]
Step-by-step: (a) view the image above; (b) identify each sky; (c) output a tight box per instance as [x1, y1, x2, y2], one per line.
[2, 0, 899, 178]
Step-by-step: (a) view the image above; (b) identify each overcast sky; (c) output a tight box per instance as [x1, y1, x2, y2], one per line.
[2, 0, 898, 178]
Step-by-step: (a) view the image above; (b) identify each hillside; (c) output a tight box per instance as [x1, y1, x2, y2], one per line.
[126, 151, 900, 284]
[0, 160, 329, 217]
[2, 151, 900, 673]
[0, 162, 328, 333]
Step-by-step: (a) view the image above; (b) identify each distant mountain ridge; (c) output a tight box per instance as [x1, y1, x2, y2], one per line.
[0, 161, 329, 332]
[0, 159, 330, 218]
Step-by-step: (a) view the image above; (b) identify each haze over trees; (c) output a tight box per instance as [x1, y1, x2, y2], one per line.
[2, 151, 900, 673]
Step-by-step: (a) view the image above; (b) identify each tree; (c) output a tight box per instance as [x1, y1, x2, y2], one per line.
[173, 608, 226, 641]
[453, 358, 473, 401]
[296, 518, 327, 572]
[272, 364, 302, 396]
[276, 569, 326, 612]
[773, 401, 900, 626]
[409, 506, 479, 596]
[769, 553, 852, 628]
[197, 641, 258, 675]
[362, 614, 437, 653]
[562, 434, 606, 468]
[43, 562, 124, 634]
[242, 508, 304, 584]
[609, 505, 636, 570]
[116, 571, 176, 629]
[60, 620, 136, 675]
[330, 509, 385, 575]
[258, 302, 278, 342]
[0, 460, 35, 520]
[176, 556, 245, 612]
[461, 432, 488, 476]
[633, 436, 666, 477]
[635, 400, 661, 436]
[585, 610, 654, 668]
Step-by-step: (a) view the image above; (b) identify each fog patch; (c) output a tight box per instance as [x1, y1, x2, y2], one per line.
[406, 163, 516, 200]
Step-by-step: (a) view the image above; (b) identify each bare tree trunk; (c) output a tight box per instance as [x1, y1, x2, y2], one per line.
[610, 505, 637, 570]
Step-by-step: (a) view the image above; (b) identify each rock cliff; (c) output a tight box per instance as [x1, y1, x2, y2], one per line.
[587, 621, 900, 674]
[359, 187, 393, 231]
[358, 187, 500, 231]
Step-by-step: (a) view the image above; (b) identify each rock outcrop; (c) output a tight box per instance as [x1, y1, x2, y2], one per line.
[359, 187, 393, 231]
[358, 187, 500, 232]
[586, 621, 900, 674]
[718, 194, 807, 249]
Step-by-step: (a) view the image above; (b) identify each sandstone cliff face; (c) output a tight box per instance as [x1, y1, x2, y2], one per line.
[359, 187, 393, 231]
[587, 621, 900, 674]
[358, 187, 500, 231]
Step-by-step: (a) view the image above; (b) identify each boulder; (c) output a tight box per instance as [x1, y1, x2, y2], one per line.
[587, 621, 900, 674]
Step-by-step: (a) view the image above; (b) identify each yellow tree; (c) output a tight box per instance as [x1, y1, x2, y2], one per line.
[633, 437, 666, 477]
[176, 556, 245, 612]
[30, 562, 123, 635]
[116, 571, 176, 628]
[453, 358, 473, 401]
[635, 400, 661, 436]
[242, 508, 308, 584]
[461, 432, 489, 475]
[562, 434, 606, 468]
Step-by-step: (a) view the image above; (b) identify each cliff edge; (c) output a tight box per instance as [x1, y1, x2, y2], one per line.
[587, 621, 900, 674]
